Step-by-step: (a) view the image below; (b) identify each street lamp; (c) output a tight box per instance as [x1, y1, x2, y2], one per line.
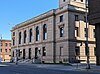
[85, 0, 90, 69]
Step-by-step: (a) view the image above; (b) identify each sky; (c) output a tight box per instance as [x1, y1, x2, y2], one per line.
[0, 0, 58, 40]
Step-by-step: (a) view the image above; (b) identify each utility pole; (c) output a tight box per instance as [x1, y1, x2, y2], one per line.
[85, 0, 90, 69]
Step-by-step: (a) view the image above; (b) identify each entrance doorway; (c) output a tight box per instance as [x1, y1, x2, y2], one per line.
[29, 48, 31, 59]
[35, 48, 38, 59]
[23, 49, 25, 59]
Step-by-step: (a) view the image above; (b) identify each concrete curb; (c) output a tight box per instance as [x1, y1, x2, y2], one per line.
[76, 68, 100, 73]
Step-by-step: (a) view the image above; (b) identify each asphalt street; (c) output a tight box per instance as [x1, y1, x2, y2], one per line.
[0, 63, 100, 74]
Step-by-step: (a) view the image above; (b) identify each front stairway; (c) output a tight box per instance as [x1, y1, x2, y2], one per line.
[18, 58, 41, 64]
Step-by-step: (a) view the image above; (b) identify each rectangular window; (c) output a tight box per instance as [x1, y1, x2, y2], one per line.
[75, 47, 80, 56]
[29, 29, 32, 42]
[5, 49, 7, 52]
[60, 27, 64, 37]
[5, 43, 8, 46]
[9, 43, 11, 47]
[9, 49, 11, 52]
[19, 32, 21, 44]
[0, 43, 2, 46]
[75, 15, 79, 21]
[24, 30, 27, 43]
[60, 47, 63, 56]
[60, 15, 63, 22]
[0, 49, 2, 52]
[13, 32, 15, 36]
[75, 27, 79, 37]
[42, 47, 46, 56]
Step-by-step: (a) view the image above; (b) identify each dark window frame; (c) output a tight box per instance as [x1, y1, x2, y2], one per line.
[60, 27, 64, 37]
[42, 47, 46, 56]
[24, 30, 27, 43]
[29, 28, 32, 42]
[60, 15, 63, 22]
[36, 26, 39, 41]
[43, 24, 47, 40]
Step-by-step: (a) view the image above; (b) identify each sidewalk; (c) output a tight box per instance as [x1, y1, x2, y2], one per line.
[5, 63, 100, 73]
[77, 65, 100, 72]
[32, 63, 100, 73]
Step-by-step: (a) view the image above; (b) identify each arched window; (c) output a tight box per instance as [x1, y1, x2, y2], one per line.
[43, 24, 47, 40]
[24, 30, 27, 43]
[19, 32, 21, 44]
[36, 26, 39, 41]
[29, 28, 32, 42]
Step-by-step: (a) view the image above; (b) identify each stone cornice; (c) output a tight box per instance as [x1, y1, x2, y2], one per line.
[11, 9, 56, 31]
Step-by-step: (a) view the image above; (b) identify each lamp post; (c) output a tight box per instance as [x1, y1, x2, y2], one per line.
[85, 0, 90, 69]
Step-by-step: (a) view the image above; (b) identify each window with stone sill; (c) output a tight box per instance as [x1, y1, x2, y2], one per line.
[43, 24, 47, 40]
[60, 47, 63, 56]
[24, 30, 27, 43]
[19, 32, 21, 44]
[42, 47, 46, 56]
[29, 28, 32, 42]
[75, 27, 79, 37]
[0, 49, 2, 52]
[5, 49, 7, 52]
[13, 32, 15, 36]
[75, 15, 79, 21]
[60, 27, 64, 37]
[36, 26, 40, 41]
[9, 49, 11, 52]
[75, 46, 80, 56]
[1, 43, 3, 46]
[9, 43, 11, 47]
[60, 15, 63, 22]
[5, 43, 8, 46]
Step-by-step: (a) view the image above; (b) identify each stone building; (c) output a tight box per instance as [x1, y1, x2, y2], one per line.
[0, 40, 11, 62]
[89, 0, 100, 65]
[11, 0, 96, 64]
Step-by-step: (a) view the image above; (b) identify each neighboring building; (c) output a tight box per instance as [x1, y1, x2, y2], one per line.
[11, 0, 96, 64]
[89, 0, 100, 65]
[0, 40, 11, 62]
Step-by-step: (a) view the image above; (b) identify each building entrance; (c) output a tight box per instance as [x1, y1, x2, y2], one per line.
[23, 49, 25, 59]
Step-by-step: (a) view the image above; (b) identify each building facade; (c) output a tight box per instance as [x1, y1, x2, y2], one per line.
[89, 0, 100, 65]
[0, 40, 11, 62]
[11, 0, 96, 64]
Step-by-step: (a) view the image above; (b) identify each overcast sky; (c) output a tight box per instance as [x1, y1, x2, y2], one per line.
[0, 0, 58, 40]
